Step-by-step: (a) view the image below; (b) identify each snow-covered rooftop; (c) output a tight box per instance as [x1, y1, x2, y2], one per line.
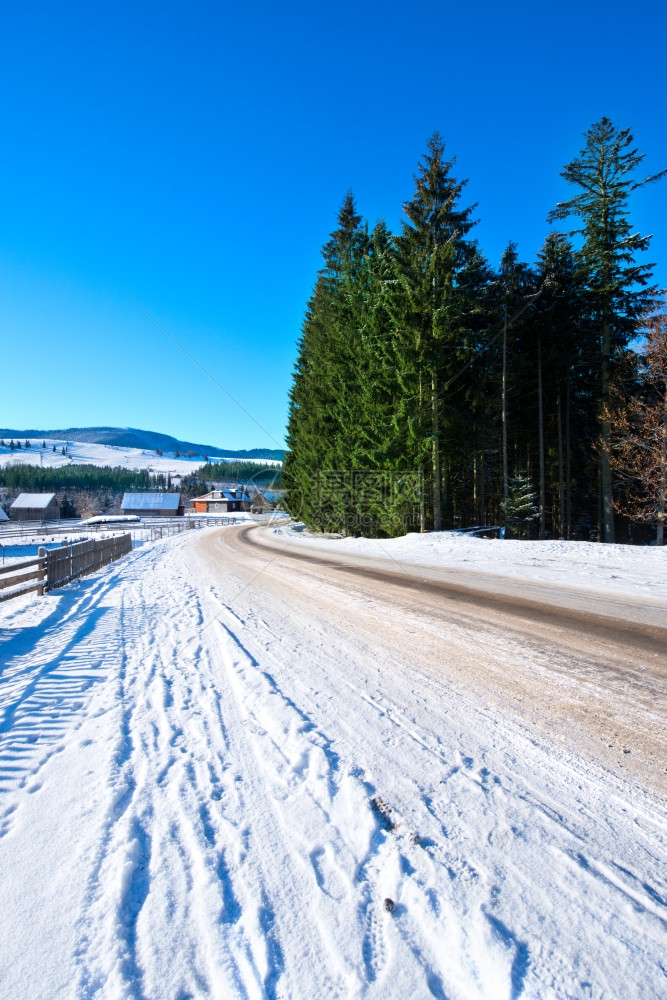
[195, 490, 251, 503]
[10, 493, 57, 509]
[120, 492, 180, 511]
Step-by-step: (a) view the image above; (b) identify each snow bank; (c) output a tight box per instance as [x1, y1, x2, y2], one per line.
[270, 524, 667, 601]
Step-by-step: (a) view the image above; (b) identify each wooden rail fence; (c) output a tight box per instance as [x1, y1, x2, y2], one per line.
[0, 533, 133, 603]
[0, 553, 47, 603]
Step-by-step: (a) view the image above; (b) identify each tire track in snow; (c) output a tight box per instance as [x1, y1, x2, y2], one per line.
[4, 527, 665, 1000]
[75, 577, 222, 996]
[204, 592, 486, 999]
[193, 526, 667, 1000]
[205, 608, 354, 997]
[73, 537, 320, 999]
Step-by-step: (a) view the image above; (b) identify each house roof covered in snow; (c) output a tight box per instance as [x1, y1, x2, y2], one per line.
[194, 489, 251, 503]
[0, 506, 9, 520]
[121, 492, 180, 511]
[11, 493, 57, 509]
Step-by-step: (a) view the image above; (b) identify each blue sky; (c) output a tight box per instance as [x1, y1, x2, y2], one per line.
[1, 0, 665, 451]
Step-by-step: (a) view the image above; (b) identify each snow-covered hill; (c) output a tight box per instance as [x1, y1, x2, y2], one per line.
[0, 426, 284, 461]
[0, 439, 280, 475]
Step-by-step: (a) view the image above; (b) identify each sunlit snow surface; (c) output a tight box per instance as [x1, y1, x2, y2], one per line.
[0, 528, 664, 999]
[0, 439, 278, 476]
[272, 524, 667, 601]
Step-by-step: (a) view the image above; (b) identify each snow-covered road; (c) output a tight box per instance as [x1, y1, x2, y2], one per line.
[0, 526, 665, 1000]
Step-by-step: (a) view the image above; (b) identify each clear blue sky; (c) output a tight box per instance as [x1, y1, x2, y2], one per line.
[1, 0, 665, 451]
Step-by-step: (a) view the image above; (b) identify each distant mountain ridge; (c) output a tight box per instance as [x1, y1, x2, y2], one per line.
[0, 426, 284, 462]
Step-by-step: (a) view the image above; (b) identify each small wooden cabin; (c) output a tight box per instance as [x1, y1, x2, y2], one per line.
[249, 492, 275, 513]
[10, 493, 61, 522]
[191, 489, 251, 514]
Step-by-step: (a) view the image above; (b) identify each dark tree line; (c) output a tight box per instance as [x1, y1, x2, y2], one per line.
[285, 118, 665, 542]
[0, 464, 168, 492]
[0, 462, 282, 500]
[193, 462, 282, 488]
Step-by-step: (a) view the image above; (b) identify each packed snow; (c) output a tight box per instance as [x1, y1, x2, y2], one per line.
[0, 525, 664, 999]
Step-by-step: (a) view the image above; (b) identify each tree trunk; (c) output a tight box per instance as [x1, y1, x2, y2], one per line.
[473, 450, 477, 520]
[658, 379, 667, 546]
[418, 373, 426, 532]
[537, 337, 546, 539]
[479, 451, 485, 524]
[502, 304, 508, 507]
[557, 388, 565, 538]
[600, 318, 615, 542]
[432, 370, 442, 531]
[565, 378, 571, 539]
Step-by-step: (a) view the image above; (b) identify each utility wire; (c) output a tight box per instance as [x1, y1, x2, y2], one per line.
[129, 295, 284, 450]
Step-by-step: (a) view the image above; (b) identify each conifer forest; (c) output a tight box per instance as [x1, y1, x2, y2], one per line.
[285, 118, 667, 543]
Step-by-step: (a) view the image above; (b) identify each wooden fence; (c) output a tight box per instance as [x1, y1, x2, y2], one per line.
[0, 533, 132, 603]
[0, 553, 47, 603]
[46, 534, 133, 588]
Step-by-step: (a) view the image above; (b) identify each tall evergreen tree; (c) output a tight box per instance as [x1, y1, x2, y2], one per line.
[501, 471, 539, 538]
[396, 132, 480, 530]
[548, 117, 666, 542]
[534, 233, 588, 537]
[285, 123, 664, 545]
[499, 243, 539, 498]
[284, 193, 367, 531]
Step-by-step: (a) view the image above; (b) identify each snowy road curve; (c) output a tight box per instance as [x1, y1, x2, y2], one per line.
[0, 525, 665, 1000]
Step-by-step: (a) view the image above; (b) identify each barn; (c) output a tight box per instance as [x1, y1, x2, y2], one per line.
[191, 489, 251, 514]
[10, 493, 61, 522]
[249, 492, 275, 513]
[120, 493, 182, 517]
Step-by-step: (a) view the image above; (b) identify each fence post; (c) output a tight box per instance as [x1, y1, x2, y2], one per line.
[38, 546, 46, 596]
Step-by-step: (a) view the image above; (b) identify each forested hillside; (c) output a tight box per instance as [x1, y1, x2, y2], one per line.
[285, 118, 666, 542]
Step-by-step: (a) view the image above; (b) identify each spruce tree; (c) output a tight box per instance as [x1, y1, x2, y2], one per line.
[495, 243, 539, 510]
[285, 275, 338, 526]
[548, 117, 666, 542]
[285, 193, 368, 532]
[534, 233, 593, 538]
[501, 472, 539, 538]
[396, 132, 481, 530]
[350, 221, 425, 535]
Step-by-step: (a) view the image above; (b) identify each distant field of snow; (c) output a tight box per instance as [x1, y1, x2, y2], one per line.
[271, 524, 667, 602]
[0, 439, 280, 475]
